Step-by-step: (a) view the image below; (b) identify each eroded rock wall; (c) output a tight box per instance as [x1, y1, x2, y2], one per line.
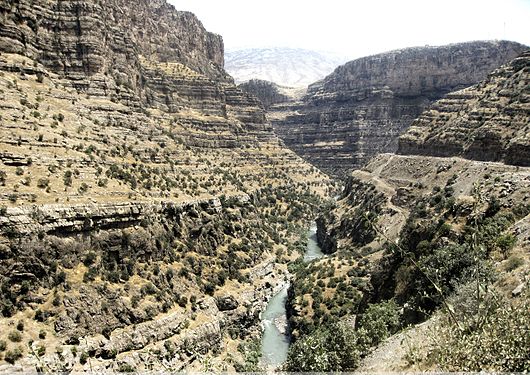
[272, 41, 527, 177]
[398, 51, 530, 166]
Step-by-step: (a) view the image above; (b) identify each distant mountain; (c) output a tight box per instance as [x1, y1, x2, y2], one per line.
[225, 47, 348, 87]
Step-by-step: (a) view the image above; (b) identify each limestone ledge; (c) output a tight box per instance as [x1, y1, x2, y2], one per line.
[0, 195, 250, 237]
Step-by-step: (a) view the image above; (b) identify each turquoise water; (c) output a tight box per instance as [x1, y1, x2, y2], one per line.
[259, 286, 290, 367]
[260, 223, 324, 369]
[304, 222, 324, 262]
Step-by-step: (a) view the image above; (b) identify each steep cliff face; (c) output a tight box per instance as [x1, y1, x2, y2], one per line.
[272, 41, 528, 177]
[0, 0, 226, 81]
[398, 51, 530, 166]
[0, 0, 334, 372]
[238, 79, 291, 109]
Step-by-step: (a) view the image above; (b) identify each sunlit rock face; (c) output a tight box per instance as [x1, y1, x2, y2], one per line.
[272, 41, 527, 177]
[0, 0, 332, 372]
[398, 50, 530, 166]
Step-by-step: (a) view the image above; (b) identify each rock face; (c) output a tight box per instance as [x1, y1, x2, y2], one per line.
[225, 47, 348, 87]
[398, 51, 530, 166]
[272, 41, 528, 177]
[0, 0, 226, 81]
[288, 52, 530, 355]
[238, 79, 291, 109]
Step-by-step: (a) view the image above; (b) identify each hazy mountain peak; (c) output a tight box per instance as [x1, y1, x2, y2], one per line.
[225, 47, 348, 87]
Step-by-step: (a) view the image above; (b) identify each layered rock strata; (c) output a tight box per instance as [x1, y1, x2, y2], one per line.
[238, 79, 291, 109]
[398, 51, 530, 166]
[0, 0, 332, 372]
[272, 41, 528, 177]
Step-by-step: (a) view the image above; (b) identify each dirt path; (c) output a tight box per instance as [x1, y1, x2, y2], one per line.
[353, 168, 409, 243]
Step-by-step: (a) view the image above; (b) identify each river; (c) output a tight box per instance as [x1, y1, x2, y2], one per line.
[259, 222, 324, 369]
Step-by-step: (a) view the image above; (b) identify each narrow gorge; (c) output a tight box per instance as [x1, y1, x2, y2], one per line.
[0, 0, 528, 373]
[284, 51, 529, 372]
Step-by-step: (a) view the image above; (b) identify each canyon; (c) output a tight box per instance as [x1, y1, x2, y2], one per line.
[286, 51, 529, 371]
[0, 0, 528, 372]
[269, 41, 527, 177]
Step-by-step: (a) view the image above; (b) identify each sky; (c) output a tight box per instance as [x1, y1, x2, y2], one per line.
[169, 0, 530, 60]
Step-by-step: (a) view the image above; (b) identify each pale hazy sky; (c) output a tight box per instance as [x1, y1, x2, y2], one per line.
[169, 0, 530, 59]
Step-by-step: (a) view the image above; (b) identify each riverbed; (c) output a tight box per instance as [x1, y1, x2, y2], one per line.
[259, 222, 324, 369]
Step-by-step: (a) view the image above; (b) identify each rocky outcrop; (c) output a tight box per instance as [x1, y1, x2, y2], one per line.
[272, 41, 528, 177]
[238, 79, 290, 109]
[0, 0, 226, 81]
[398, 51, 530, 166]
[0, 196, 238, 236]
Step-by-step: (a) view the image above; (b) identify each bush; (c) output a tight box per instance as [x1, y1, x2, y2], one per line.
[37, 178, 49, 189]
[83, 266, 98, 282]
[118, 363, 136, 372]
[36, 345, 46, 357]
[78, 182, 89, 194]
[79, 351, 89, 364]
[8, 330, 22, 342]
[63, 170, 72, 187]
[496, 233, 517, 257]
[4, 347, 23, 364]
[420, 291, 530, 371]
[0, 340, 6, 351]
[358, 300, 400, 347]
[83, 252, 97, 266]
[285, 322, 360, 371]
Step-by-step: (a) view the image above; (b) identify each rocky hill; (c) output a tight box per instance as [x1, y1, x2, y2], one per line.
[272, 41, 528, 177]
[225, 47, 347, 87]
[0, 0, 333, 372]
[285, 53, 530, 372]
[399, 51, 530, 166]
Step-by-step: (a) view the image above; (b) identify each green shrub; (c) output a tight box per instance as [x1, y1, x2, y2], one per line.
[36, 345, 46, 357]
[8, 330, 22, 342]
[358, 300, 400, 347]
[63, 170, 72, 187]
[496, 233, 517, 257]
[78, 182, 89, 194]
[37, 178, 49, 189]
[421, 291, 529, 371]
[83, 252, 97, 266]
[118, 363, 136, 372]
[4, 347, 23, 364]
[0, 340, 6, 351]
[285, 322, 360, 371]
[79, 351, 89, 364]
